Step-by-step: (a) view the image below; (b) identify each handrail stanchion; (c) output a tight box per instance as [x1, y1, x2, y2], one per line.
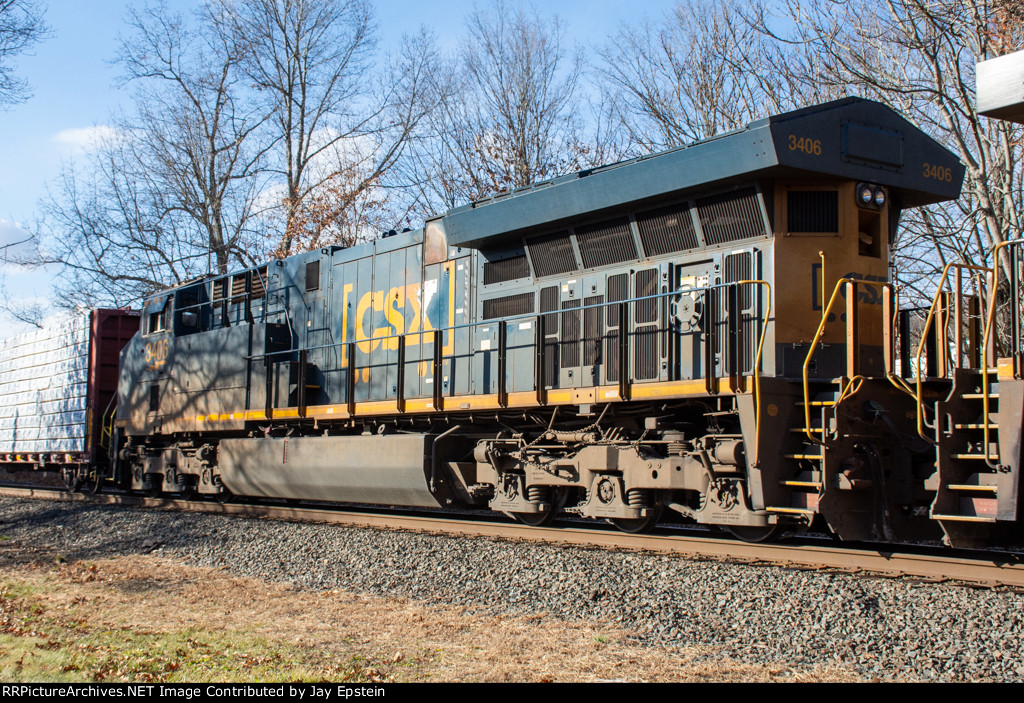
[346, 341, 356, 416]
[619, 301, 630, 401]
[845, 281, 858, 379]
[704, 288, 716, 394]
[433, 329, 443, 411]
[396, 335, 406, 413]
[536, 314, 546, 405]
[498, 321, 508, 408]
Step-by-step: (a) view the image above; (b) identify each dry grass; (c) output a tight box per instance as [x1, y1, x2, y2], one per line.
[0, 553, 864, 683]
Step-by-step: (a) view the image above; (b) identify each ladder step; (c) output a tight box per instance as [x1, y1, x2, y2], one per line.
[947, 484, 998, 493]
[952, 454, 999, 461]
[931, 513, 997, 523]
[796, 401, 836, 406]
[953, 424, 999, 430]
[785, 454, 823, 461]
[790, 427, 825, 433]
[961, 394, 999, 400]
[766, 506, 817, 515]
[781, 480, 823, 488]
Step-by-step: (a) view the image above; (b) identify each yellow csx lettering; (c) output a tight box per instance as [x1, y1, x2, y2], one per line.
[354, 283, 437, 354]
[143, 339, 169, 368]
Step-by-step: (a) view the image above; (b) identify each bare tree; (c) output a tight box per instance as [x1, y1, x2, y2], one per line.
[596, 0, 830, 154]
[37, 1, 268, 309]
[402, 1, 589, 213]
[214, 0, 440, 256]
[40, 140, 210, 309]
[743, 0, 1024, 306]
[599, 0, 1024, 312]
[0, 0, 46, 108]
[0, 274, 44, 328]
[0, 223, 44, 327]
[116, 1, 270, 275]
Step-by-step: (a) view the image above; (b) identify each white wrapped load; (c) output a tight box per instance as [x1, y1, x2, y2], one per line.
[0, 314, 91, 454]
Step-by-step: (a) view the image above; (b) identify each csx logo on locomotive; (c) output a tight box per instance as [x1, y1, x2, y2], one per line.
[340, 262, 457, 363]
[344, 278, 452, 355]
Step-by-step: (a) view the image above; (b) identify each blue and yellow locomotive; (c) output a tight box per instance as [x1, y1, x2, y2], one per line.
[111, 97, 1023, 547]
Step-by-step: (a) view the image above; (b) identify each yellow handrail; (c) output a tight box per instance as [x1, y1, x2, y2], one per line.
[978, 240, 1024, 469]
[802, 277, 862, 445]
[883, 284, 917, 398]
[912, 262, 992, 444]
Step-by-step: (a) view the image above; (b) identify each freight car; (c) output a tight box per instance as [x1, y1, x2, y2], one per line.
[106, 97, 1024, 548]
[0, 309, 138, 488]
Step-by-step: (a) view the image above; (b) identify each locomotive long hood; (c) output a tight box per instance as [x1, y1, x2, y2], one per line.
[442, 97, 965, 249]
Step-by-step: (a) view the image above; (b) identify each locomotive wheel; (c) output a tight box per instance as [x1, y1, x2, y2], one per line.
[508, 509, 557, 527]
[725, 524, 782, 543]
[610, 503, 664, 534]
[505, 488, 568, 527]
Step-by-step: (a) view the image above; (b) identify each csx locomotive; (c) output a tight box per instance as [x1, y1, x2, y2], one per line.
[105, 97, 1024, 547]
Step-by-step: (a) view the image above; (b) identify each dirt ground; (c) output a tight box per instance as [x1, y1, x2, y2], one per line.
[0, 552, 864, 683]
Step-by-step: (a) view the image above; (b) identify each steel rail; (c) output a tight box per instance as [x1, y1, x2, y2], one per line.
[2, 486, 1023, 589]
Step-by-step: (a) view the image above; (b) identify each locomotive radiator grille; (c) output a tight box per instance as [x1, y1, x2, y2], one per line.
[696, 187, 767, 246]
[636, 202, 699, 256]
[528, 232, 577, 278]
[575, 217, 637, 268]
[634, 269, 661, 381]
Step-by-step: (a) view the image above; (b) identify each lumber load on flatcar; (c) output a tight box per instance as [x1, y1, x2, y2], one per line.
[0, 309, 138, 489]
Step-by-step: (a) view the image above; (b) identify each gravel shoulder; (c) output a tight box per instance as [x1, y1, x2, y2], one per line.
[0, 496, 1020, 682]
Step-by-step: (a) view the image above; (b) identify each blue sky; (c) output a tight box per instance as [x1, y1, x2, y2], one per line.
[0, 0, 678, 336]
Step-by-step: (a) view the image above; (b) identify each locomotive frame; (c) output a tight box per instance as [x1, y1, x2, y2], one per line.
[99, 97, 1024, 548]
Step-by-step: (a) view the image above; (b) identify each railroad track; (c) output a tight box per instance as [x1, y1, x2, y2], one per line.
[2, 483, 1023, 589]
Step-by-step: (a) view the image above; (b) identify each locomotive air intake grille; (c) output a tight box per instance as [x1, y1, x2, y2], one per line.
[561, 299, 581, 368]
[634, 268, 659, 324]
[788, 190, 839, 233]
[482, 293, 535, 320]
[483, 254, 531, 285]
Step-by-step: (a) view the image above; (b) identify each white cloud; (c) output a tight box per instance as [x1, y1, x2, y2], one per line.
[51, 125, 121, 154]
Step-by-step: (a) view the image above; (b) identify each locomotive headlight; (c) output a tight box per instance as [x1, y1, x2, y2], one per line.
[872, 187, 887, 208]
[857, 183, 874, 206]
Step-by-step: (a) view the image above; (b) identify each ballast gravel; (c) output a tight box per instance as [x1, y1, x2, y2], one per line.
[0, 496, 1021, 682]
